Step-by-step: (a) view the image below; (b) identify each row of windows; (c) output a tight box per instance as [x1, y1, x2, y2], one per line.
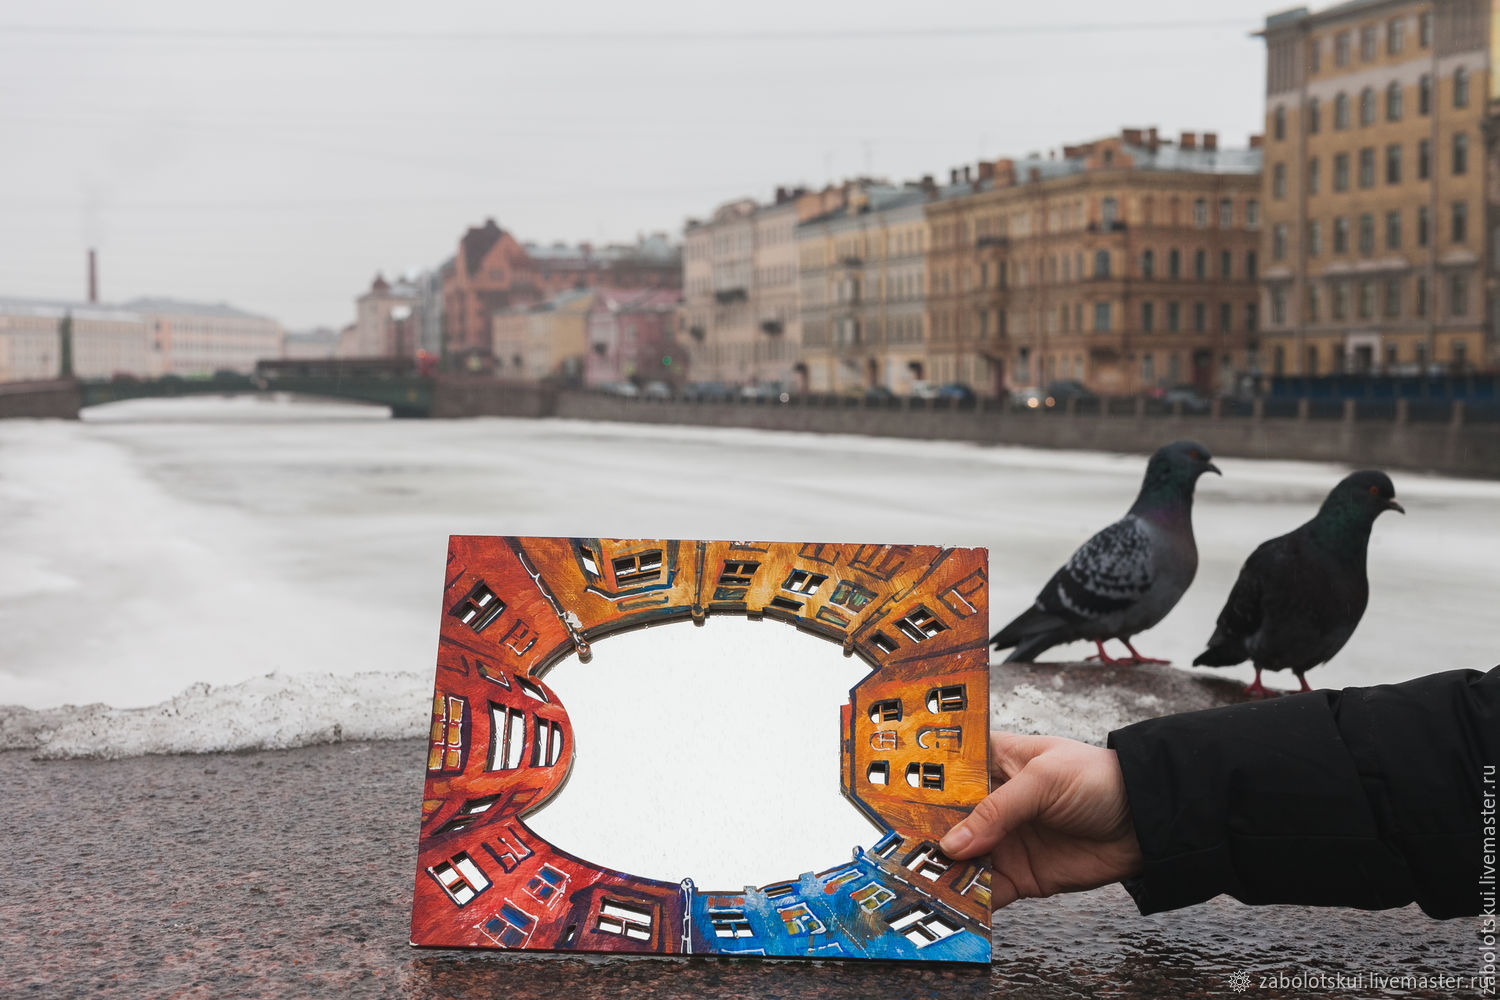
[933, 247, 1259, 293]
[1272, 202, 1472, 261]
[1271, 339, 1468, 377]
[1274, 67, 1470, 141]
[1014, 349, 1225, 388]
[1272, 133, 1469, 197]
[1270, 272, 1472, 324]
[1307, 12, 1431, 75]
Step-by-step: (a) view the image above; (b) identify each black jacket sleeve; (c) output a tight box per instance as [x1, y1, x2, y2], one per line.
[1106, 666, 1499, 918]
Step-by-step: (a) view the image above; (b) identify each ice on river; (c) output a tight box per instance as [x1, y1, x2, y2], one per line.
[1, 394, 1497, 758]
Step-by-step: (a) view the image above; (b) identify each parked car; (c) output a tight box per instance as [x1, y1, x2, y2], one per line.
[680, 381, 732, 401]
[908, 381, 939, 400]
[642, 380, 673, 400]
[740, 381, 791, 403]
[935, 382, 977, 404]
[598, 380, 639, 398]
[1044, 380, 1096, 406]
[864, 384, 897, 403]
[1010, 386, 1046, 410]
[1161, 384, 1211, 414]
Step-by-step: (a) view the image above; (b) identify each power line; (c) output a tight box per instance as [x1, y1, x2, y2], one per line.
[0, 19, 1254, 44]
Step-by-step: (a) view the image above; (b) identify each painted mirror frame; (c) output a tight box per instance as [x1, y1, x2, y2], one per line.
[411, 536, 991, 962]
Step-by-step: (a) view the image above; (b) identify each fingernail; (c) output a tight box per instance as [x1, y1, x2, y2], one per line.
[939, 825, 971, 856]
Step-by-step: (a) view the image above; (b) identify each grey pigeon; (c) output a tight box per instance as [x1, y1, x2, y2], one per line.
[990, 440, 1220, 664]
[1193, 470, 1402, 696]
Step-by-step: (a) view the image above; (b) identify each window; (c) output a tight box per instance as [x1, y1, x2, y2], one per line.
[451, 581, 505, 633]
[927, 685, 967, 713]
[868, 698, 902, 723]
[1359, 147, 1375, 188]
[429, 694, 468, 772]
[613, 550, 663, 587]
[1452, 201, 1468, 243]
[1358, 213, 1375, 255]
[1308, 220, 1322, 257]
[1455, 67, 1469, 108]
[782, 569, 827, 595]
[1307, 345, 1321, 375]
[1333, 152, 1349, 191]
[596, 899, 653, 941]
[709, 907, 754, 939]
[1453, 133, 1469, 175]
[1308, 156, 1320, 194]
[1450, 272, 1469, 316]
[1219, 302, 1232, 333]
[1309, 38, 1322, 73]
[905, 762, 945, 790]
[1194, 198, 1208, 227]
[1333, 282, 1349, 320]
[1141, 353, 1155, 382]
[1220, 250, 1232, 278]
[1386, 81, 1402, 121]
[1418, 139, 1430, 179]
[1273, 107, 1286, 141]
[1219, 198, 1233, 227]
[1246, 302, 1258, 332]
[429, 852, 490, 906]
[1383, 278, 1401, 318]
[894, 606, 946, 642]
[1334, 91, 1350, 128]
[1335, 31, 1350, 66]
[1101, 196, 1118, 227]
[1416, 276, 1428, 316]
[1386, 210, 1401, 250]
[480, 902, 536, 947]
[530, 715, 563, 768]
[1358, 280, 1375, 319]
[1307, 97, 1321, 133]
[1246, 199, 1259, 227]
[1246, 250, 1258, 279]
[1194, 249, 1206, 280]
[1359, 87, 1375, 126]
[1307, 285, 1320, 322]
[1141, 249, 1155, 278]
[1194, 302, 1206, 333]
[1272, 224, 1287, 261]
[1388, 16, 1404, 53]
[1167, 301, 1181, 332]
[1271, 287, 1287, 325]
[828, 579, 874, 610]
[1360, 24, 1376, 61]
[1094, 249, 1111, 277]
[1273, 345, 1286, 375]
[717, 559, 759, 587]
[887, 905, 962, 948]
[902, 843, 953, 882]
[487, 704, 526, 771]
[1094, 302, 1111, 331]
[1419, 74, 1432, 114]
[1417, 206, 1430, 246]
[851, 883, 896, 912]
[1168, 249, 1181, 278]
[1385, 144, 1401, 184]
[1334, 216, 1350, 254]
[1141, 301, 1155, 331]
[1272, 163, 1286, 199]
[1419, 11, 1432, 46]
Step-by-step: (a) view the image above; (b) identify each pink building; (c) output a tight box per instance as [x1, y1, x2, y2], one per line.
[584, 288, 683, 387]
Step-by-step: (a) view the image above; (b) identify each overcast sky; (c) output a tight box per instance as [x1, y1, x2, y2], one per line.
[1, 0, 1276, 330]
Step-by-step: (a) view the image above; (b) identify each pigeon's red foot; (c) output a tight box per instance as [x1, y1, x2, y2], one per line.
[1243, 678, 1280, 698]
[1085, 641, 1127, 666]
[1121, 640, 1170, 666]
[1296, 675, 1313, 693]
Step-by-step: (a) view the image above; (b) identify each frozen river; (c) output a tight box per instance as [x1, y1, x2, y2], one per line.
[2, 394, 1498, 757]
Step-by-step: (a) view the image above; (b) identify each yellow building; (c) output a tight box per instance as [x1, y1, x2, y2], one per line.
[492, 289, 596, 384]
[796, 182, 937, 394]
[1258, 0, 1493, 374]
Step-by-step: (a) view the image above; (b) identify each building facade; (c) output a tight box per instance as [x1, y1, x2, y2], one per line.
[925, 130, 1263, 398]
[1259, 0, 1495, 375]
[798, 183, 938, 394]
[583, 288, 683, 387]
[492, 288, 596, 384]
[0, 299, 151, 382]
[443, 219, 679, 366]
[347, 273, 421, 358]
[126, 298, 284, 376]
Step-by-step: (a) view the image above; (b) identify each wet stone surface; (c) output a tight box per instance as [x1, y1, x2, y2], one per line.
[0, 725, 1486, 998]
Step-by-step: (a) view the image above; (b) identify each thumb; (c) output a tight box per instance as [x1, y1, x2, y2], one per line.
[938, 769, 1046, 860]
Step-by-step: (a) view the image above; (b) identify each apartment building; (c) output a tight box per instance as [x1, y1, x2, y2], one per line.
[492, 288, 596, 384]
[1259, 0, 1494, 374]
[925, 130, 1263, 396]
[797, 182, 943, 394]
[0, 298, 151, 382]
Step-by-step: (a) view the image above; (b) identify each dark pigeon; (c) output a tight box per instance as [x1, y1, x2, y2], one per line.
[1193, 470, 1403, 696]
[991, 440, 1220, 664]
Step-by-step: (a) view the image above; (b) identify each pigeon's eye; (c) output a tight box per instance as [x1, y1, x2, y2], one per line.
[1189, 450, 1203, 460]
[1367, 485, 1381, 496]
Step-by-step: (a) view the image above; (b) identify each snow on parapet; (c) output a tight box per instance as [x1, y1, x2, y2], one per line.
[0, 670, 430, 760]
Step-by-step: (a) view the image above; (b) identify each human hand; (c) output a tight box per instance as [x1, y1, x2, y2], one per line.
[939, 731, 1144, 909]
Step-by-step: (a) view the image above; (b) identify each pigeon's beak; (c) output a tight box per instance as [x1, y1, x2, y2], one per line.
[1205, 461, 1222, 476]
[1385, 498, 1405, 515]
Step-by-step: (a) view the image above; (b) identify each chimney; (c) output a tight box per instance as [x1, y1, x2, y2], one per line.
[1180, 131, 1197, 150]
[87, 248, 97, 303]
[963, 165, 972, 182]
[1147, 127, 1160, 150]
[775, 186, 788, 204]
[950, 168, 959, 184]
[1202, 131, 1219, 151]
[1249, 134, 1264, 149]
[1123, 128, 1144, 146]
[978, 161, 996, 180]
[920, 174, 937, 197]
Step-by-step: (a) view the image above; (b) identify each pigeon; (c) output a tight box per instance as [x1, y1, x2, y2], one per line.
[1192, 470, 1402, 696]
[991, 440, 1221, 664]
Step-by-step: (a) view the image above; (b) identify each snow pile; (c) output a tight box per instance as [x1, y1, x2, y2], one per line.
[0, 670, 430, 759]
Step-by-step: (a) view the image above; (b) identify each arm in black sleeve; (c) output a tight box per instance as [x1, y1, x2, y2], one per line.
[1106, 665, 1499, 918]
